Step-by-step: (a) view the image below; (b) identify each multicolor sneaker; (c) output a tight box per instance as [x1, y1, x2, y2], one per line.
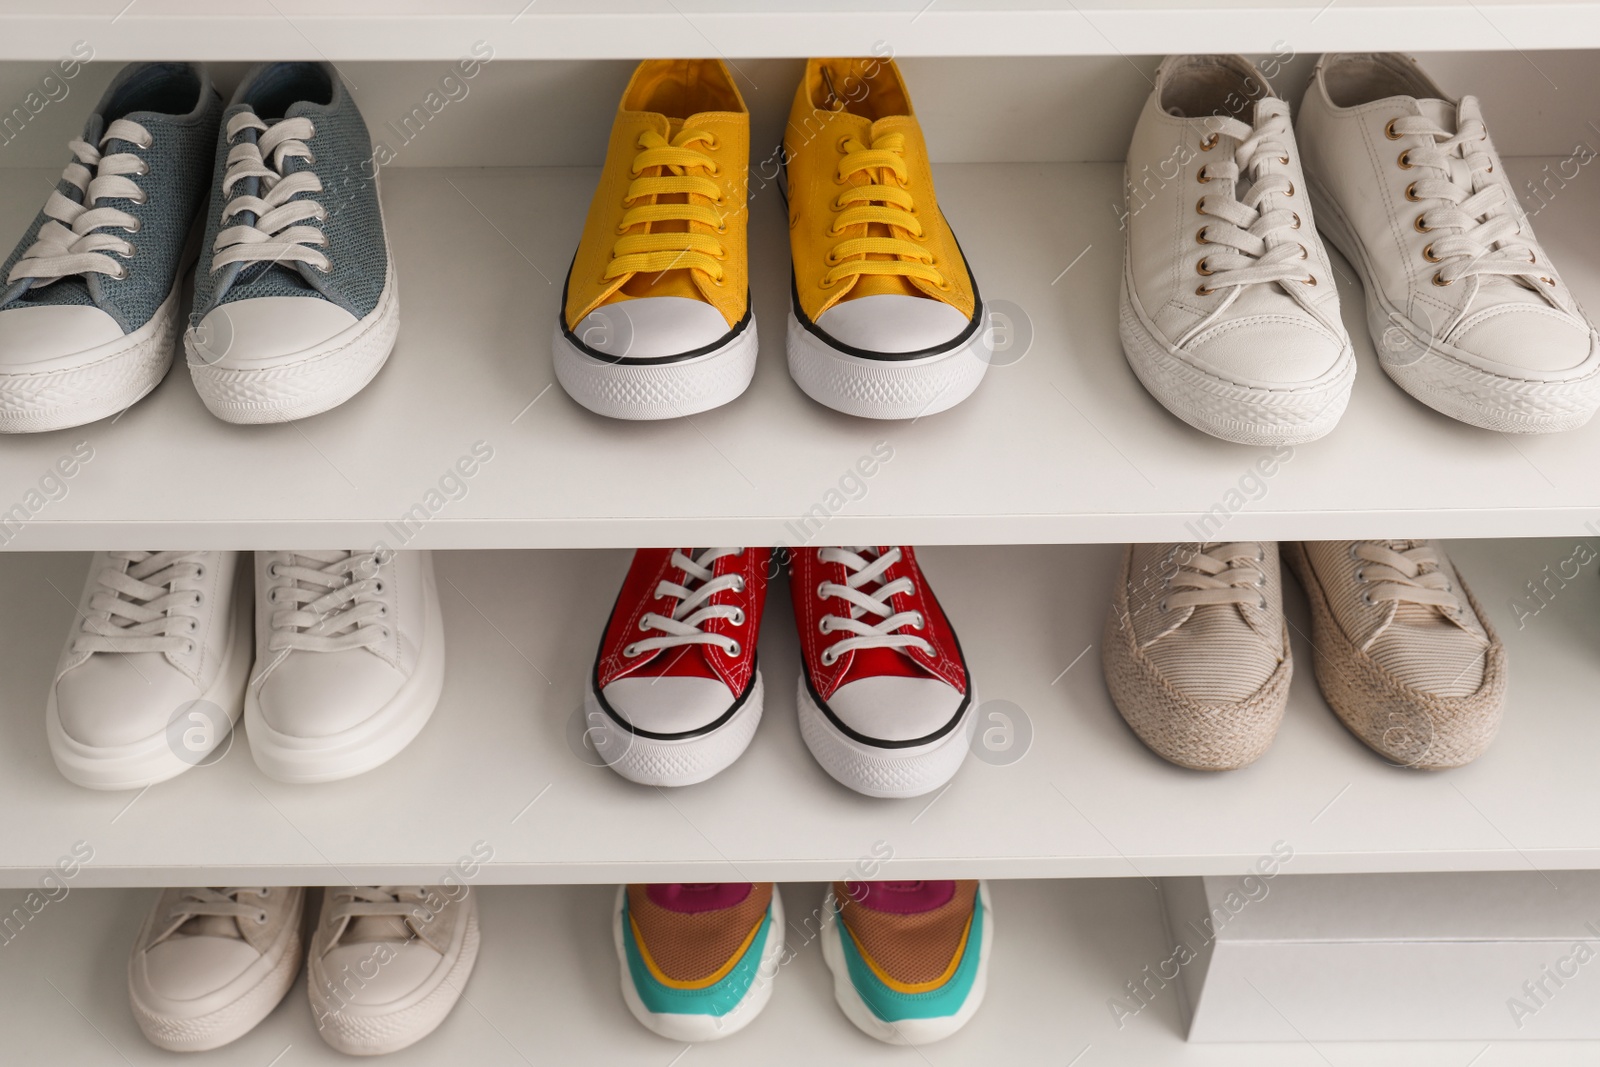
[186, 62, 398, 424]
[555, 60, 756, 420]
[588, 548, 769, 786]
[822, 880, 991, 1045]
[788, 546, 973, 797]
[783, 57, 989, 419]
[0, 63, 221, 432]
[614, 882, 783, 1042]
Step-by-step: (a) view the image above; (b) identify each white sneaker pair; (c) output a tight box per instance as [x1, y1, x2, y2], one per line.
[46, 548, 444, 789]
[1121, 53, 1598, 442]
[128, 884, 478, 1055]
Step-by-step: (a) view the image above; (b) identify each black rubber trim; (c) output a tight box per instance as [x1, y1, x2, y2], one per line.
[787, 210, 985, 363]
[800, 586, 974, 751]
[589, 589, 758, 742]
[559, 251, 753, 366]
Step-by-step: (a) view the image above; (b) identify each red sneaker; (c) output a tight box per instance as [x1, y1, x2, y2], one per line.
[788, 547, 973, 798]
[589, 548, 769, 786]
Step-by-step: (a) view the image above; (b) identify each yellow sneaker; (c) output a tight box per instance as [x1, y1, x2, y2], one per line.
[555, 60, 756, 420]
[783, 57, 988, 419]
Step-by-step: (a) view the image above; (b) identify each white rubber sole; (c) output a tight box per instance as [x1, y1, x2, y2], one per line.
[587, 671, 763, 787]
[130, 901, 305, 1052]
[186, 250, 400, 425]
[1118, 253, 1355, 445]
[552, 316, 758, 420]
[785, 308, 989, 419]
[614, 884, 785, 1043]
[245, 564, 444, 784]
[46, 562, 253, 791]
[796, 677, 975, 799]
[309, 897, 480, 1056]
[1308, 172, 1600, 434]
[821, 881, 992, 1046]
[0, 282, 179, 434]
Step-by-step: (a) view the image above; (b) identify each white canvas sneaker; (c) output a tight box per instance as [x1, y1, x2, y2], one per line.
[47, 551, 251, 790]
[1121, 54, 1355, 444]
[128, 886, 305, 1052]
[245, 549, 444, 783]
[308, 886, 480, 1055]
[1297, 53, 1600, 433]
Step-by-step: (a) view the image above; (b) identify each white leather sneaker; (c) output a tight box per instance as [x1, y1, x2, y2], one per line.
[308, 886, 480, 1055]
[47, 551, 251, 790]
[128, 886, 305, 1052]
[245, 549, 444, 783]
[1297, 53, 1600, 433]
[1121, 55, 1355, 444]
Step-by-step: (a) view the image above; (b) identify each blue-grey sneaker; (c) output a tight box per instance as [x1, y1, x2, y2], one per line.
[0, 63, 220, 433]
[185, 62, 398, 424]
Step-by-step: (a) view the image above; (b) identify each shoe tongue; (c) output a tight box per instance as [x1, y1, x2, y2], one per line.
[177, 915, 245, 939]
[1413, 98, 1457, 132]
[341, 915, 413, 943]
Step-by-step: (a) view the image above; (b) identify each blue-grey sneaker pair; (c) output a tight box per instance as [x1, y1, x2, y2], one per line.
[0, 61, 397, 432]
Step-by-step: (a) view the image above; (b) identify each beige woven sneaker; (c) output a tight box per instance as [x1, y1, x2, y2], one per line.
[1285, 540, 1506, 768]
[1102, 542, 1292, 770]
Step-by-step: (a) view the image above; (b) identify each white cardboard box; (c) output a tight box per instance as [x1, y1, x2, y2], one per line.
[1161, 870, 1600, 1041]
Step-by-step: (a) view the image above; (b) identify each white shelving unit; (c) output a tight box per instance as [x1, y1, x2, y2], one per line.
[0, 17, 1597, 1061]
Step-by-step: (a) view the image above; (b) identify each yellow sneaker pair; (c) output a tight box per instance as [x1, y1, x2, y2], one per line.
[554, 57, 989, 421]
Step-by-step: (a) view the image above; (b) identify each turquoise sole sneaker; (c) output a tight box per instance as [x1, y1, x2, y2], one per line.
[613, 884, 785, 1042]
[821, 879, 992, 1045]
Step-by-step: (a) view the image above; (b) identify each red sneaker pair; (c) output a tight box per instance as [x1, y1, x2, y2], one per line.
[586, 547, 973, 797]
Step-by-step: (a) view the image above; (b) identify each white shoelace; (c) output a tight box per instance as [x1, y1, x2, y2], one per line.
[213, 112, 330, 273]
[1159, 543, 1267, 614]
[1182, 100, 1336, 345]
[163, 887, 272, 931]
[623, 548, 746, 660]
[325, 886, 446, 952]
[73, 551, 208, 656]
[815, 546, 932, 668]
[6, 118, 150, 287]
[1392, 101, 1554, 318]
[265, 551, 386, 655]
[1352, 541, 1464, 617]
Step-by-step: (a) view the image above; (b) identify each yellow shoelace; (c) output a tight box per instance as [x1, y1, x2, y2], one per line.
[607, 127, 727, 284]
[824, 131, 945, 290]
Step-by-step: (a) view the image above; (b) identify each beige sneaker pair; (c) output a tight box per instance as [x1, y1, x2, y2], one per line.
[1102, 540, 1505, 770]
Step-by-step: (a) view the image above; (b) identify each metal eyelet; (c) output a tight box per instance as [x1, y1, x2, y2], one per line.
[623, 643, 641, 657]
[111, 264, 129, 280]
[1196, 258, 1214, 277]
[1303, 275, 1317, 286]
[1278, 154, 1290, 165]
[731, 575, 746, 592]
[255, 911, 269, 925]
[1257, 597, 1267, 610]
[728, 608, 744, 626]
[723, 640, 741, 657]
[1405, 182, 1422, 202]
[637, 616, 652, 631]
[1355, 568, 1365, 582]
[1361, 592, 1376, 606]
[1385, 118, 1403, 140]
[1196, 167, 1211, 184]
[1397, 150, 1414, 170]
[1423, 243, 1440, 263]
[1432, 272, 1453, 287]
[1196, 226, 1210, 245]
[1283, 181, 1295, 197]
[117, 242, 137, 258]
[1158, 597, 1169, 612]
[1414, 214, 1431, 234]
[1200, 133, 1218, 151]
[816, 582, 829, 600]
[819, 618, 832, 634]
[123, 219, 142, 234]
[1298, 244, 1309, 260]
[820, 650, 837, 666]
[912, 612, 925, 629]
[1196, 284, 1215, 296]
[1196, 197, 1208, 216]
[1291, 212, 1301, 230]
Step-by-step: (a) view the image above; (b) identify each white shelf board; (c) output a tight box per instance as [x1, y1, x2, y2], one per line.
[6, 2, 1600, 60]
[1, 158, 1598, 550]
[1, 537, 1598, 888]
[7, 879, 1600, 1065]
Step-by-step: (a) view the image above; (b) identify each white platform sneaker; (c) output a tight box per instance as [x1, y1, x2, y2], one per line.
[1121, 54, 1355, 444]
[47, 551, 251, 790]
[128, 886, 305, 1052]
[1297, 52, 1600, 433]
[246, 549, 444, 783]
[307, 885, 480, 1055]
